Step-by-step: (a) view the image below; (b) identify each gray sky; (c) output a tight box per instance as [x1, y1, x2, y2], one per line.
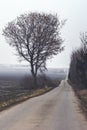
[0, 0, 87, 68]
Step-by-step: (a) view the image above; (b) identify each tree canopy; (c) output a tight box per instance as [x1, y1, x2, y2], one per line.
[3, 12, 64, 79]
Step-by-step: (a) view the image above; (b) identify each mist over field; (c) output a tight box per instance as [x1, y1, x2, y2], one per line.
[0, 64, 67, 104]
[0, 64, 67, 80]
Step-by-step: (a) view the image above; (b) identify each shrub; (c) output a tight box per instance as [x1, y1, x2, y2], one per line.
[20, 74, 58, 90]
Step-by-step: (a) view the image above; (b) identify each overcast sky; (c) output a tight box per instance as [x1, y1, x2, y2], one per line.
[0, 0, 87, 68]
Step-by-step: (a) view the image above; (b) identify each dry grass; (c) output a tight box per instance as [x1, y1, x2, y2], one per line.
[77, 90, 87, 119]
[68, 80, 87, 119]
[0, 77, 60, 112]
[0, 86, 54, 111]
[79, 90, 87, 100]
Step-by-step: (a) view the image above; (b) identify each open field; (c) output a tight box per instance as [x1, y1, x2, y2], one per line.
[0, 65, 67, 111]
[0, 78, 60, 111]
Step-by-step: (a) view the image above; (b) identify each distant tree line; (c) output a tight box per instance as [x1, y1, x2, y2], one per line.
[68, 32, 87, 90]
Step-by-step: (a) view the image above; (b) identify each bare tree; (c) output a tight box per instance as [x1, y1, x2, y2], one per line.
[80, 32, 87, 46]
[3, 12, 64, 85]
[68, 32, 87, 89]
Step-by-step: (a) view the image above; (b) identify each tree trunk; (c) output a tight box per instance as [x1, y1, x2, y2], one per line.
[33, 75, 38, 89]
[31, 63, 38, 89]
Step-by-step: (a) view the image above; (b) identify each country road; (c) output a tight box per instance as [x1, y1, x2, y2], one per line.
[0, 80, 87, 130]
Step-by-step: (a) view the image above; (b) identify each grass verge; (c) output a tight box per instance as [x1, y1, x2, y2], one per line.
[0, 85, 58, 112]
[68, 80, 87, 119]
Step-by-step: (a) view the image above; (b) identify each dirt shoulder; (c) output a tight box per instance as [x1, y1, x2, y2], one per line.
[68, 80, 87, 119]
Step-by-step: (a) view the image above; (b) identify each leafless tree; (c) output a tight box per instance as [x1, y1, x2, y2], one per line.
[3, 12, 64, 85]
[80, 32, 87, 46]
[68, 32, 87, 89]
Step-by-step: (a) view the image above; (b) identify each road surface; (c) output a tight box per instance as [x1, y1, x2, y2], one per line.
[0, 80, 87, 130]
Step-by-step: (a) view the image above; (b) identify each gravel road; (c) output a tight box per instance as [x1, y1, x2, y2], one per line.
[0, 80, 87, 130]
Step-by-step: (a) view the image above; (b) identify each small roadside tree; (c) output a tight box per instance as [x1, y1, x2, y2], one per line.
[3, 12, 64, 86]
